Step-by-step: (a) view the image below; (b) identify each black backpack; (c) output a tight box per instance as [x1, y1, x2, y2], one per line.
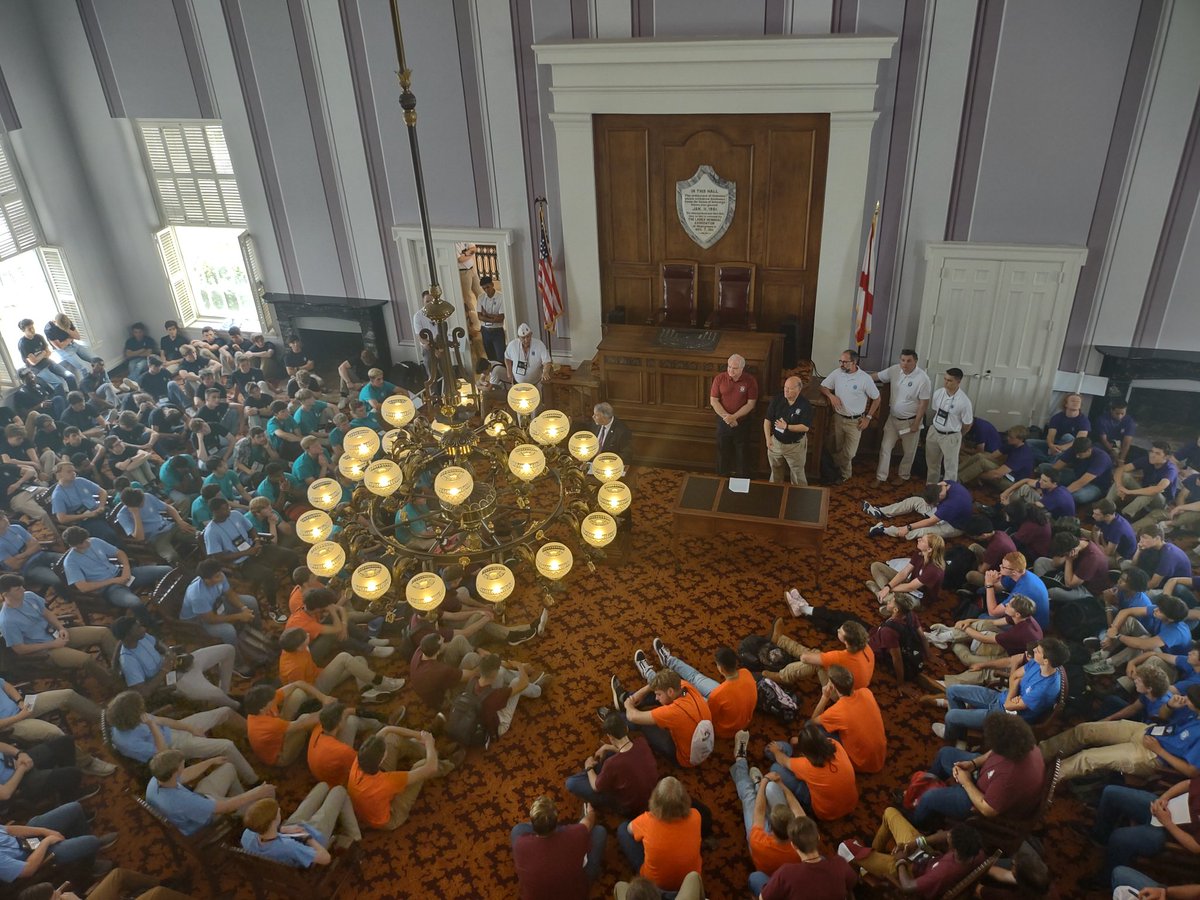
[1051, 595, 1107, 644]
[738, 635, 795, 672]
[943, 545, 977, 592]
[445, 676, 499, 747]
[756, 678, 800, 722]
[880, 613, 926, 679]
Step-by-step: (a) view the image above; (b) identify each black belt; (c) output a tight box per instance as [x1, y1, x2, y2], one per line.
[894, 415, 916, 421]
[838, 413, 864, 420]
[935, 428, 958, 435]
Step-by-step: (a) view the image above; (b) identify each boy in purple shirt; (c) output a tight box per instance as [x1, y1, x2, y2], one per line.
[1092, 499, 1138, 563]
[1110, 441, 1179, 519]
[1055, 437, 1114, 504]
[867, 481, 974, 541]
[1131, 526, 1193, 590]
[1094, 401, 1136, 464]
[1000, 467, 1075, 521]
[957, 425, 1035, 487]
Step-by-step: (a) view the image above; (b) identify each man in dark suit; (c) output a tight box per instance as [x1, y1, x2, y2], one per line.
[589, 403, 632, 460]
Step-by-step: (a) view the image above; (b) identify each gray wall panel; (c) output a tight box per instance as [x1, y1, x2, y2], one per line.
[92, 0, 199, 118]
[652, 0, 767, 36]
[969, 0, 1139, 245]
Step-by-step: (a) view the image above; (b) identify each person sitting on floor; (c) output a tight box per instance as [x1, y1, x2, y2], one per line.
[810, 665, 886, 774]
[146, 749, 274, 836]
[347, 728, 455, 831]
[863, 480, 975, 541]
[617, 776, 703, 896]
[447, 652, 544, 747]
[239, 783, 361, 867]
[278, 626, 404, 706]
[605, 668, 714, 769]
[111, 615, 239, 710]
[729, 753, 805, 897]
[756, 814, 857, 900]
[0, 674, 113, 776]
[763, 618, 874, 692]
[115, 487, 194, 564]
[925, 594, 1043, 687]
[864, 533, 946, 606]
[307, 702, 385, 788]
[565, 710, 658, 817]
[61, 525, 171, 617]
[1086, 594, 1192, 677]
[244, 682, 333, 768]
[510, 793, 607, 900]
[1089, 775, 1200, 890]
[1000, 466, 1076, 521]
[765, 721, 858, 822]
[0, 735, 90, 808]
[640, 640, 756, 741]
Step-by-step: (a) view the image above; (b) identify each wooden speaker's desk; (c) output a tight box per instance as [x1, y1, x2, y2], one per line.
[671, 474, 829, 586]
[597, 324, 782, 474]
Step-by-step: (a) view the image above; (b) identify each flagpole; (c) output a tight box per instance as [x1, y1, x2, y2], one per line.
[854, 200, 881, 352]
[535, 197, 554, 360]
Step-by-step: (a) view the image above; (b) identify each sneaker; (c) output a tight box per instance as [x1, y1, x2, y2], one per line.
[785, 591, 809, 618]
[270, 611, 289, 624]
[923, 631, 949, 650]
[634, 649, 655, 682]
[610, 675, 625, 710]
[749, 766, 763, 789]
[370, 645, 396, 658]
[81, 757, 117, 777]
[597, 705, 612, 722]
[508, 626, 537, 646]
[360, 687, 393, 705]
[653, 637, 670, 667]
[368, 637, 391, 647]
[233, 666, 254, 680]
[931, 723, 946, 739]
[920, 695, 948, 709]
[868, 523, 887, 538]
[1085, 658, 1116, 676]
[532, 672, 550, 688]
[1082, 637, 1102, 652]
[378, 675, 406, 692]
[537, 607, 550, 636]
[734, 729, 750, 759]
[861, 500, 886, 519]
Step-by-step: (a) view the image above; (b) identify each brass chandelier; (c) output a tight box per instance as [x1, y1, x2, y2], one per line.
[293, 1, 631, 617]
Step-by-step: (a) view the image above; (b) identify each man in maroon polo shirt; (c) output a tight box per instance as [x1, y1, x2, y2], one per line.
[709, 354, 759, 478]
[511, 795, 606, 900]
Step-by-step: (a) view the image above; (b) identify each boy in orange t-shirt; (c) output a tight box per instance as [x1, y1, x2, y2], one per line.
[812, 665, 887, 773]
[619, 667, 713, 768]
[308, 702, 381, 786]
[347, 726, 450, 830]
[729, 742, 805, 877]
[648, 640, 756, 738]
[767, 722, 858, 821]
[244, 681, 331, 767]
[278, 627, 405, 705]
[765, 617, 875, 690]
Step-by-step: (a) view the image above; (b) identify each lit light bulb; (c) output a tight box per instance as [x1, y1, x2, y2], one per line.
[568, 431, 599, 461]
[535, 542, 573, 580]
[351, 562, 391, 601]
[475, 563, 515, 602]
[597, 481, 631, 515]
[296, 510, 334, 544]
[364, 459, 402, 497]
[307, 478, 341, 510]
[343, 427, 380, 460]
[380, 394, 416, 427]
[434, 466, 473, 506]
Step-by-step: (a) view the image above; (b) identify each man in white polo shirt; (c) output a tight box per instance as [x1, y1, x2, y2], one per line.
[926, 367, 974, 483]
[874, 349, 932, 486]
[819, 350, 880, 483]
[505, 324, 552, 386]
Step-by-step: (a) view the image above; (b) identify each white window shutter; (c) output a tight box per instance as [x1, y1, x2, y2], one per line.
[156, 227, 198, 324]
[0, 342, 17, 392]
[239, 231, 276, 334]
[137, 121, 246, 228]
[37, 247, 92, 346]
[0, 138, 41, 261]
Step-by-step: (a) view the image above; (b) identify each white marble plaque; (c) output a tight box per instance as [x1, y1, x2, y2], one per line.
[676, 165, 736, 249]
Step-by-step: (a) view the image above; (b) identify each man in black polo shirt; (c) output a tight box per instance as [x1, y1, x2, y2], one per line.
[123, 322, 157, 381]
[138, 356, 171, 403]
[17, 319, 74, 394]
[159, 320, 189, 370]
[763, 376, 812, 486]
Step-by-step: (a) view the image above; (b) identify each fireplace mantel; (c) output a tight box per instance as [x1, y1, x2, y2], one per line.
[264, 292, 393, 372]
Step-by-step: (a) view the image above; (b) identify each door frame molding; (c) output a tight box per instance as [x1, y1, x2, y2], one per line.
[916, 241, 1088, 425]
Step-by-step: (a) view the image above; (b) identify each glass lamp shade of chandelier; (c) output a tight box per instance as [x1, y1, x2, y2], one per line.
[535, 542, 573, 579]
[382, 429, 403, 454]
[343, 427, 380, 460]
[406, 571, 446, 611]
[568, 431, 599, 462]
[307, 478, 341, 510]
[380, 394, 416, 428]
[364, 459, 403, 496]
[457, 379, 475, 406]
[529, 409, 570, 446]
[581, 511, 618, 548]
[508, 444, 546, 482]
[351, 562, 391, 601]
[596, 480, 632, 515]
[306, 541, 346, 577]
[433, 466, 473, 506]
[296, 510, 334, 544]
[591, 452, 625, 483]
[507, 383, 540, 415]
[475, 563, 515, 602]
[338, 454, 366, 481]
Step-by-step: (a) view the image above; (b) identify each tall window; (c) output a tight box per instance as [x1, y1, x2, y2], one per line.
[0, 137, 90, 389]
[136, 120, 274, 334]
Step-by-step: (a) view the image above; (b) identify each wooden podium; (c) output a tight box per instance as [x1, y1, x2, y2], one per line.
[596, 324, 782, 473]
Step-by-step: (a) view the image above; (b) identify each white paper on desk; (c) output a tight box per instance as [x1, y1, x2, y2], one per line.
[1151, 793, 1191, 827]
[728, 478, 751, 493]
[23, 694, 38, 714]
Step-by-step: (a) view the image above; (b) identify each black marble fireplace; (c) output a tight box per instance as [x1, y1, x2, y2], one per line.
[1093, 345, 1200, 444]
[263, 292, 393, 372]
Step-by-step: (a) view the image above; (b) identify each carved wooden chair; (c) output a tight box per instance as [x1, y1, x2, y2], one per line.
[656, 260, 699, 326]
[707, 262, 757, 330]
[222, 842, 363, 898]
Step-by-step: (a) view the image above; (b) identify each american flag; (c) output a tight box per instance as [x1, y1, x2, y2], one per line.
[537, 206, 564, 331]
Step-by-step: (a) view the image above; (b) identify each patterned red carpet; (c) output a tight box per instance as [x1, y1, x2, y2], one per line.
[69, 466, 1112, 898]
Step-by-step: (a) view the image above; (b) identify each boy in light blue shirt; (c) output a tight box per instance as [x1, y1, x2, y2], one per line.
[240, 783, 360, 866]
[147, 749, 274, 836]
